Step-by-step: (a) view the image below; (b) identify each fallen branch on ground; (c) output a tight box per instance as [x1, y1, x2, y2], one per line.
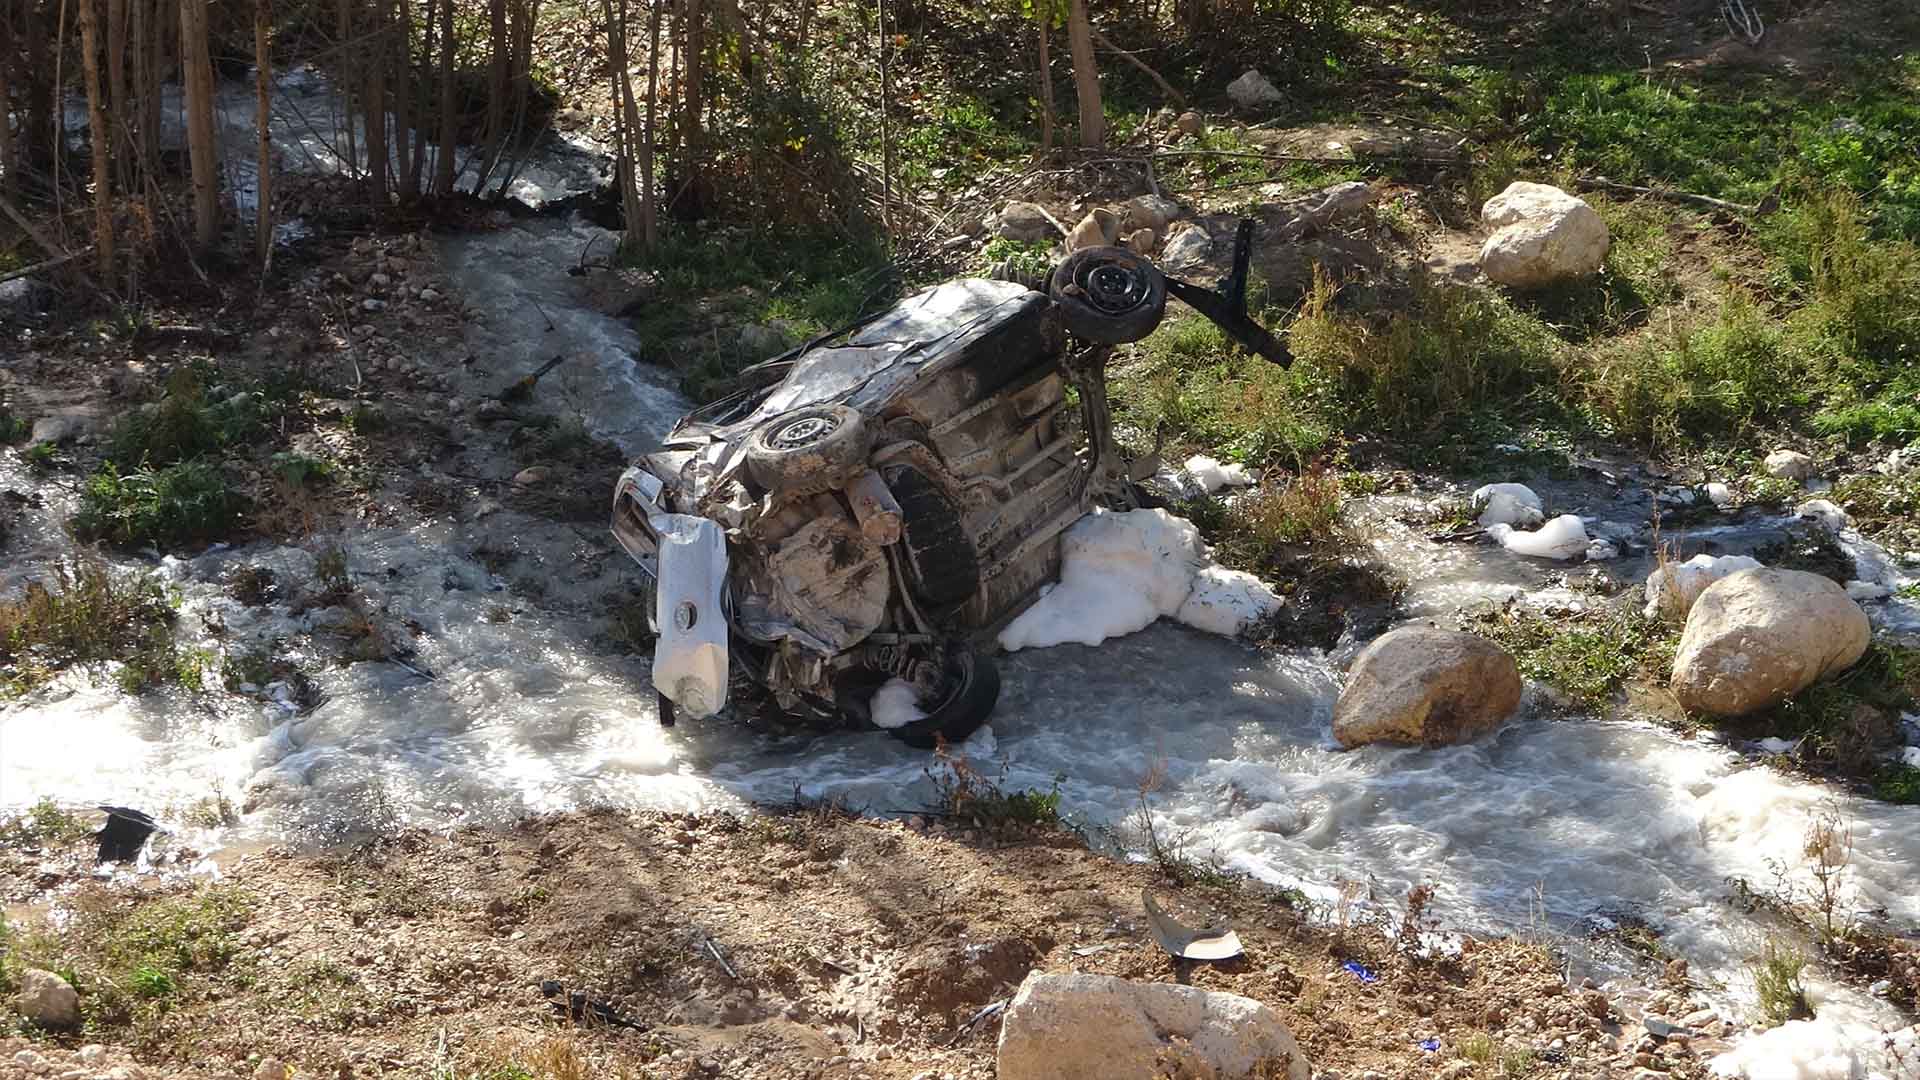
[1572, 176, 1763, 216]
[0, 248, 92, 284]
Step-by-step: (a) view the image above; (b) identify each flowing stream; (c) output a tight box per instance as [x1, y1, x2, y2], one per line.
[7, 90, 1920, 1073]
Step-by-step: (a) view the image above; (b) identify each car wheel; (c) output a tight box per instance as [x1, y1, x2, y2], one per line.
[745, 404, 868, 494]
[1049, 245, 1168, 344]
[889, 646, 1001, 750]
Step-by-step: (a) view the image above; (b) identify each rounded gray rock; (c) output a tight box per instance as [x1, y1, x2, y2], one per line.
[1333, 625, 1522, 748]
[1670, 568, 1869, 717]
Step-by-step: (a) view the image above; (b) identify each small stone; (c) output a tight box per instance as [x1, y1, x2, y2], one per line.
[255, 1057, 291, 1080]
[13, 1049, 50, 1076]
[79, 1046, 109, 1065]
[420, 288, 441, 303]
[1580, 989, 1610, 1018]
[512, 466, 553, 486]
[1226, 69, 1285, 109]
[1763, 448, 1815, 481]
[369, 272, 392, 288]
[1174, 110, 1203, 135]
[447, 398, 465, 414]
[11, 968, 81, 1029]
[361, 298, 387, 313]
[995, 201, 1057, 243]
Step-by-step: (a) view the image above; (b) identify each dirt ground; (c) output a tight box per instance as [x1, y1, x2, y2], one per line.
[2, 806, 1744, 1080]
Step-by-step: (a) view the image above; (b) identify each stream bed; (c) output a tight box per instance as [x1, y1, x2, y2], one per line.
[7, 94, 1920, 1073]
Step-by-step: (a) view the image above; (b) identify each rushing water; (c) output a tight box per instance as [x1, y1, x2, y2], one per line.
[8, 94, 1920, 1072]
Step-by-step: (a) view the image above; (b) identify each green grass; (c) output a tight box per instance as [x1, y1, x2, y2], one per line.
[0, 560, 185, 697]
[1288, 267, 1563, 438]
[1754, 938, 1811, 1028]
[1471, 606, 1677, 710]
[107, 368, 263, 469]
[0, 799, 93, 847]
[1706, 641, 1920, 785]
[72, 460, 246, 550]
[0, 390, 31, 443]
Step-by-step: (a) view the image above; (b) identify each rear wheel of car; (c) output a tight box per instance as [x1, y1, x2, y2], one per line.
[889, 646, 1001, 750]
[1050, 246, 1167, 344]
[746, 404, 867, 494]
[883, 465, 979, 610]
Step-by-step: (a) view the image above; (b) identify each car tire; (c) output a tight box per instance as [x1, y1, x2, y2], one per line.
[746, 405, 868, 494]
[890, 646, 1001, 750]
[883, 465, 980, 609]
[1049, 246, 1168, 344]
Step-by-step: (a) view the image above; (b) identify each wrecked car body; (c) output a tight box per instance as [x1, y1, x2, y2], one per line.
[613, 221, 1286, 746]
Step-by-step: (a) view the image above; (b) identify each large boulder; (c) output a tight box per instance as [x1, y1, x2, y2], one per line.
[1477, 182, 1610, 289]
[997, 972, 1311, 1080]
[1670, 568, 1870, 717]
[1333, 625, 1522, 747]
[11, 969, 80, 1029]
[994, 202, 1058, 243]
[1226, 69, 1285, 110]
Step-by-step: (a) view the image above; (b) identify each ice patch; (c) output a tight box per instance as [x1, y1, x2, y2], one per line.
[1486, 514, 1589, 560]
[998, 509, 1206, 651]
[1900, 746, 1920, 768]
[1176, 565, 1284, 637]
[869, 678, 926, 730]
[1756, 737, 1799, 755]
[1586, 538, 1621, 561]
[1706, 482, 1736, 507]
[1471, 482, 1545, 528]
[1645, 554, 1763, 619]
[1184, 455, 1254, 494]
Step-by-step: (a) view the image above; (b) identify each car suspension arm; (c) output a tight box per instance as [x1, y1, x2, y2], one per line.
[1163, 218, 1293, 367]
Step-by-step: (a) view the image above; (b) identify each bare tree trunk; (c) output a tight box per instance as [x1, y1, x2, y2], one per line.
[363, 0, 388, 202]
[336, 0, 356, 178]
[391, 0, 417, 203]
[1065, 0, 1101, 148]
[1036, 4, 1053, 154]
[640, 0, 659, 249]
[474, 0, 505, 186]
[677, 0, 704, 217]
[254, 0, 272, 268]
[179, 0, 218, 250]
[601, 0, 640, 250]
[141, 0, 166, 177]
[874, 0, 889, 231]
[23, 0, 54, 181]
[0, 5, 15, 198]
[795, 0, 813, 55]
[78, 0, 114, 276]
[432, 0, 453, 194]
[106, 0, 128, 189]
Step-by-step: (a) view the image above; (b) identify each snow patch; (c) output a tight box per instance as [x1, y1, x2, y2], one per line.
[1486, 514, 1589, 560]
[1176, 565, 1284, 637]
[998, 509, 1206, 651]
[1645, 554, 1763, 619]
[1471, 482, 1545, 528]
[1183, 455, 1254, 494]
[1846, 580, 1890, 602]
[869, 678, 926, 729]
[1706, 482, 1736, 507]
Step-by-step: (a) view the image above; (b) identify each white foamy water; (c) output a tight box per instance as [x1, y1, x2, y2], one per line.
[7, 142, 1920, 1071]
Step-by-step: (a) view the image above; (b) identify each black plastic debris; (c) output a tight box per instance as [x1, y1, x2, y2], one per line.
[96, 806, 158, 863]
[539, 979, 646, 1030]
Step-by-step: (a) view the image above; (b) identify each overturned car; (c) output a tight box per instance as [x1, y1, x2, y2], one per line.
[612, 221, 1287, 746]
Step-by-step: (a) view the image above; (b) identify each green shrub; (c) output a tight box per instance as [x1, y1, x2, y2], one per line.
[1573, 289, 1802, 445]
[72, 460, 246, 549]
[1288, 268, 1560, 435]
[0, 560, 181, 696]
[107, 368, 262, 468]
